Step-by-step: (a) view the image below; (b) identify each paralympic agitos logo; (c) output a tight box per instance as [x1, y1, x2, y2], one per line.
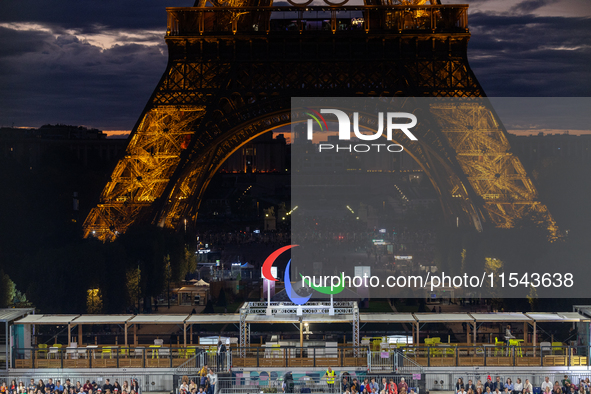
[262, 245, 345, 305]
[305, 108, 418, 153]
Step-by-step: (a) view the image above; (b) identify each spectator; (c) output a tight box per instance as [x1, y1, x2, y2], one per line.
[203, 379, 211, 394]
[199, 365, 208, 386]
[387, 379, 397, 394]
[399, 379, 408, 394]
[476, 381, 483, 392]
[207, 369, 216, 394]
[102, 381, 113, 393]
[369, 378, 379, 393]
[506, 380, 513, 392]
[112, 383, 121, 393]
[46, 380, 55, 394]
[485, 378, 494, 392]
[351, 379, 359, 393]
[542, 378, 553, 393]
[494, 378, 504, 392]
[188, 381, 196, 393]
[18, 383, 25, 394]
[360, 379, 369, 393]
[82, 383, 91, 393]
[457, 379, 465, 392]
[130, 381, 139, 394]
[514, 379, 523, 394]
[458, 388, 466, 394]
[28, 380, 36, 394]
[523, 380, 533, 394]
[341, 376, 352, 393]
[563, 378, 572, 388]
[467, 381, 476, 393]
[217, 340, 227, 370]
[36, 381, 45, 394]
[476, 388, 483, 394]
[380, 378, 388, 394]
[9, 381, 17, 394]
[55, 382, 63, 394]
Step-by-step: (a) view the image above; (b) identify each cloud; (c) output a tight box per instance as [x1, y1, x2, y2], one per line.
[467, 13, 591, 96]
[0, 1, 590, 130]
[0, 22, 168, 130]
[0, 1, 195, 34]
[510, 0, 559, 13]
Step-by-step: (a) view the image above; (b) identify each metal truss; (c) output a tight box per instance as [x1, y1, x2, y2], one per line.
[244, 301, 356, 315]
[83, 4, 557, 240]
[237, 301, 359, 356]
[353, 304, 360, 356]
[83, 107, 204, 240]
[239, 303, 248, 357]
[429, 103, 559, 239]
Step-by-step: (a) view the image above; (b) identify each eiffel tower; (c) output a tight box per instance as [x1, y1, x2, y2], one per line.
[83, 0, 558, 241]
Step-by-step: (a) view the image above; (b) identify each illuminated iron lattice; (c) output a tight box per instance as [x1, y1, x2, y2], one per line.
[83, 0, 557, 241]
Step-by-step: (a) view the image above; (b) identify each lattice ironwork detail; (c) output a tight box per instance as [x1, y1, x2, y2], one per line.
[429, 103, 559, 238]
[83, 4, 557, 240]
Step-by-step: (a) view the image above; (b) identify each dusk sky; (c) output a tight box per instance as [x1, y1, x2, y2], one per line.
[0, 0, 590, 133]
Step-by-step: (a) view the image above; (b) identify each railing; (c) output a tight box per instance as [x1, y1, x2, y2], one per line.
[216, 376, 340, 394]
[12, 346, 232, 371]
[166, 5, 468, 36]
[229, 346, 368, 369]
[395, 345, 589, 368]
[241, 301, 356, 315]
[13, 344, 587, 370]
[369, 349, 424, 373]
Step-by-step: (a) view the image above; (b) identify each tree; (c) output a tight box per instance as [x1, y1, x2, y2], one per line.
[185, 246, 198, 277]
[86, 288, 103, 314]
[0, 270, 16, 308]
[527, 285, 539, 311]
[126, 267, 141, 311]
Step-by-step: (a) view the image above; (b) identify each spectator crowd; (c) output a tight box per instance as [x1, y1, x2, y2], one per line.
[0, 378, 140, 394]
[179, 366, 217, 394]
[451, 375, 591, 394]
